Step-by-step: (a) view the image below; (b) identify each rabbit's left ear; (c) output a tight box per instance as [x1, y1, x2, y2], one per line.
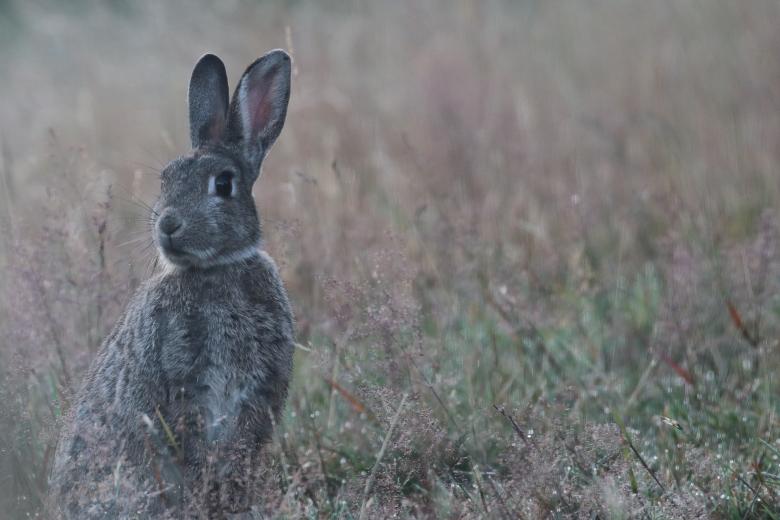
[188, 54, 230, 149]
[226, 50, 291, 180]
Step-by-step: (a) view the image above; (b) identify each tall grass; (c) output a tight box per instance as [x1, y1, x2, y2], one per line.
[1, 0, 780, 517]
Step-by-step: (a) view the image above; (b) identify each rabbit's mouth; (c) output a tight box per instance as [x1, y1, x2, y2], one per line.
[158, 233, 260, 269]
[158, 235, 198, 266]
[165, 246, 189, 260]
[158, 237, 228, 269]
[160, 248, 207, 269]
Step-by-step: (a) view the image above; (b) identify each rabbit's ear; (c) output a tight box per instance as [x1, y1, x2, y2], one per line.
[188, 54, 230, 149]
[226, 50, 291, 179]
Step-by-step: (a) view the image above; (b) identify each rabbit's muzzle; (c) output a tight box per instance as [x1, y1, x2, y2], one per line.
[158, 211, 183, 236]
[156, 209, 190, 261]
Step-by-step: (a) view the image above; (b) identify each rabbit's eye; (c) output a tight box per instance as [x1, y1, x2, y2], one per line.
[213, 171, 233, 198]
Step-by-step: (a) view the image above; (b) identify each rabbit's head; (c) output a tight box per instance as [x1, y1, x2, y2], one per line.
[153, 51, 291, 269]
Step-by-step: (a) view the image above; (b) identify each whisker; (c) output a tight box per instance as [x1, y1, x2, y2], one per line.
[136, 145, 168, 171]
[131, 161, 163, 177]
[136, 241, 155, 255]
[111, 183, 159, 217]
[117, 196, 158, 217]
[111, 237, 155, 272]
[144, 253, 160, 278]
[123, 228, 154, 237]
[115, 236, 151, 249]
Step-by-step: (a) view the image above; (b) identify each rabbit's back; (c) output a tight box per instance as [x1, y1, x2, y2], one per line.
[48, 251, 294, 518]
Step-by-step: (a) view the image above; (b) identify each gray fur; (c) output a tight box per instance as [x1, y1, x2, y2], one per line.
[48, 50, 294, 519]
[189, 54, 229, 149]
[226, 50, 291, 181]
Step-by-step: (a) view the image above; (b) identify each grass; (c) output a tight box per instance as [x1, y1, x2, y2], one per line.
[1, 0, 780, 517]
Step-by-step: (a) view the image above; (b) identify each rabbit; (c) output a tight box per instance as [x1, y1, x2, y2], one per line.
[47, 50, 295, 519]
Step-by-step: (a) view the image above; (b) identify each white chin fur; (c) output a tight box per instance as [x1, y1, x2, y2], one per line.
[160, 243, 261, 270]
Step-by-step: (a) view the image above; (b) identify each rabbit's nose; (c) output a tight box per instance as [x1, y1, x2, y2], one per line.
[158, 212, 183, 236]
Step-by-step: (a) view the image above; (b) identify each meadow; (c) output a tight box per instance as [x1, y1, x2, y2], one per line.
[1, 0, 780, 517]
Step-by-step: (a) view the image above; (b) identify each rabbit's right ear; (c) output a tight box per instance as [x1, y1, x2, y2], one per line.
[225, 50, 291, 181]
[188, 54, 230, 149]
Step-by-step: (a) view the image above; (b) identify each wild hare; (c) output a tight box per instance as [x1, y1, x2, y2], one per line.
[47, 50, 295, 518]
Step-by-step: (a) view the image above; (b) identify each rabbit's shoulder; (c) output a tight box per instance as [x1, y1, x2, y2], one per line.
[243, 250, 293, 319]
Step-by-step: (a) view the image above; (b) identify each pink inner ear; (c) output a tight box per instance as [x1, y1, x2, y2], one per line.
[246, 70, 276, 138]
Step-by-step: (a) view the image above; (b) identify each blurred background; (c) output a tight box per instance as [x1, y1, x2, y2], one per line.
[1, 0, 780, 517]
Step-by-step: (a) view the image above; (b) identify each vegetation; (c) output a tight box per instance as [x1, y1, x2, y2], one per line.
[1, 0, 780, 517]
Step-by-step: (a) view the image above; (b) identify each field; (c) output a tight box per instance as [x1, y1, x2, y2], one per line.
[1, 0, 780, 518]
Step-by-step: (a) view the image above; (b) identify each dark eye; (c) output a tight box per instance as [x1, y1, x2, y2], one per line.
[214, 171, 233, 198]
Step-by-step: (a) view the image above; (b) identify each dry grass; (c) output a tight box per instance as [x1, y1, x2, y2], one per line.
[2, 0, 780, 517]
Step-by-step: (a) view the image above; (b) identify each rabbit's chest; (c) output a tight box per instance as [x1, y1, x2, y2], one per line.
[158, 302, 269, 440]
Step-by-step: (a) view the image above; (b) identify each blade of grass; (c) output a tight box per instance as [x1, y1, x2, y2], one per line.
[613, 412, 665, 493]
[154, 406, 181, 461]
[727, 300, 759, 347]
[358, 393, 407, 520]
